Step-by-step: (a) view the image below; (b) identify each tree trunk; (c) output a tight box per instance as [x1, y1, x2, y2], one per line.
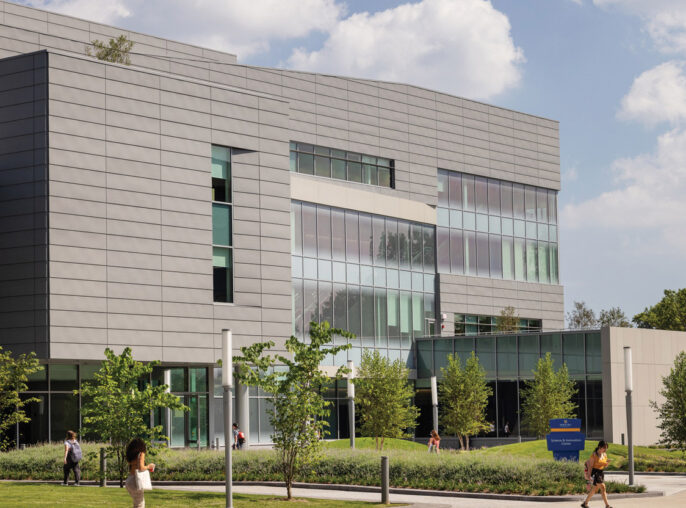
[375, 436, 379, 451]
[118, 450, 124, 488]
[286, 479, 292, 500]
[465, 435, 470, 451]
[380, 437, 385, 451]
[458, 435, 464, 450]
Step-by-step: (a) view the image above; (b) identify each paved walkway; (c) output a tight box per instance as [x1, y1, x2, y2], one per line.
[154, 474, 686, 508]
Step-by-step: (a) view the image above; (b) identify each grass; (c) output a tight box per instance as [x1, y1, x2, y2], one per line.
[0, 483, 399, 507]
[479, 439, 686, 472]
[323, 438, 425, 451]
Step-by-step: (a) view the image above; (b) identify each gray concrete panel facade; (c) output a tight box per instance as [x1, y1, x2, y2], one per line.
[0, 51, 48, 357]
[0, 1, 563, 366]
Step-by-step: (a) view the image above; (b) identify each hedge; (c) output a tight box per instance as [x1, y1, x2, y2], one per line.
[0, 443, 644, 496]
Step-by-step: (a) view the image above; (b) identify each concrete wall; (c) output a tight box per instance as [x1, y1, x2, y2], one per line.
[602, 327, 686, 445]
[44, 49, 291, 363]
[439, 274, 565, 331]
[0, 51, 49, 357]
[0, 1, 565, 348]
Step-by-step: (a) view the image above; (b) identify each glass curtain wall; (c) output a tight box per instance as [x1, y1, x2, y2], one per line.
[290, 142, 394, 189]
[292, 201, 436, 368]
[436, 170, 559, 284]
[454, 314, 542, 335]
[416, 330, 603, 438]
[17, 364, 210, 447]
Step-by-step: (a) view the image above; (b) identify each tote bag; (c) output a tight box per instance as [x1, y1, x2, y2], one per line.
[135, 468, 152, 491]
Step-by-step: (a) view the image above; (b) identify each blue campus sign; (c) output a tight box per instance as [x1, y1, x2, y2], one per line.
[546, 418, 585, 462]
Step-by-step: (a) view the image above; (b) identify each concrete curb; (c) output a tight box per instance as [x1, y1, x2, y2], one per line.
[608, 471, 686, 477]
[2, 479, 663, 503]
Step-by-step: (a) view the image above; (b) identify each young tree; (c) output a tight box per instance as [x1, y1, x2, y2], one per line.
[439, 352, 492, 450]
[235, 322, 352, 500]
[0, 347, 42, 450]
[86, 35, 134, 65]
[355, 349, 419, 451]
[633, 288, 686, 331]
[651, 351, 686, 454]
[78, 348, 187, 487]
[520, 353, 577, 437]
[496, 306, 519, 332]
[566, 301, 598, 329]
[598, 307, 632, 328]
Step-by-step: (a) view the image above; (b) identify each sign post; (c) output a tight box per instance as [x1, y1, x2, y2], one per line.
[546, 418, 585, 462]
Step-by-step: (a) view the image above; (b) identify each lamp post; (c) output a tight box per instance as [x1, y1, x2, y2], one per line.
[347, 360, 355, 449]
[624, 346, 634, 486]
[222, 329, 233, 508]
[430, 376, 438, 433]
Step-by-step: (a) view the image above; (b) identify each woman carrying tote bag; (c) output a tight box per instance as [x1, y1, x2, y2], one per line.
[125, 438, 155, 508]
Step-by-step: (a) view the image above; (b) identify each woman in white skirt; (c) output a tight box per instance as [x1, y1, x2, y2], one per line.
[125, 438, 155, 508]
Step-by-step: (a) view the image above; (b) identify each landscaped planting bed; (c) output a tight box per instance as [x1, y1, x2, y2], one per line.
[0, 442, 644, 495]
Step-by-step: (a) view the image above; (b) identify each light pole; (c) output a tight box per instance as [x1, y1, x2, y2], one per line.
[624, 346, 634, 486]
[347, 360, 355, 449]
[222, 329, 233, 508]
[430, 376, 438, 433]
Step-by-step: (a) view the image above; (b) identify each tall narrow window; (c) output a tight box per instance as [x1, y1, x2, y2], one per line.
[212, 145, 233, 303]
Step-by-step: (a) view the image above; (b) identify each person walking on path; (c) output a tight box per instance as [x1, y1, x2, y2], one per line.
[62, 430, 82, 486]
[125, 438, 155, 508]
[581, 440, 613, 508]
[428, 429, 441, 454]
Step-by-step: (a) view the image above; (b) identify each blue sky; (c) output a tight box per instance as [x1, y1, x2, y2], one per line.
[17, 0, 686, 322]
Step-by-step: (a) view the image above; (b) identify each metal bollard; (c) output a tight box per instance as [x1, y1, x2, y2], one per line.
[100, 448, 107, 487]
[216, 437, 220, 450]
[380, 456, 389, 505]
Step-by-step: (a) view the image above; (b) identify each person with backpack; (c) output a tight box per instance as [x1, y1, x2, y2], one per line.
[62, 430, 82, 486]
[232, 423, 246, 450]
[581, 440, 613, 508]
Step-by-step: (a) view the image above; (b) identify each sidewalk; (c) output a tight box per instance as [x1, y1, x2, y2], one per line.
[154, 474, 686, 508]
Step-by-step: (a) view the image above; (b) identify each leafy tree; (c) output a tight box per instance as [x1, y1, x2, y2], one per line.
[0, 347, 42, 450]
[235, 322, 352, 500]
[633, 289, 686, 331]
[651, 351, 686, 454]
[598, 307, 632, 328]
[78, 348, 187, 487]
[496, 306, 519, 332]
[86, 35, 134, 65]
[355, 349, 419, 451]
[439, 352, 492, 450]
[520, 353, 577, 437]
[566, 301, 597, 329]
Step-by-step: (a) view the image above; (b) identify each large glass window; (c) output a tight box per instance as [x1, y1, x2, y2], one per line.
[212, 145, 233, 303]
[437, 170, 559, 284]
[290, 142, 394, 189]
[292, 200, 434, 364]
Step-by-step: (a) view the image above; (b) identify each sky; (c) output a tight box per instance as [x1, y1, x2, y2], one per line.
[14, 0, 686, 322]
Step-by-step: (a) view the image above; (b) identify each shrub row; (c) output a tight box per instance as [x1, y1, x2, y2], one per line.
[0, 443, 644, 495]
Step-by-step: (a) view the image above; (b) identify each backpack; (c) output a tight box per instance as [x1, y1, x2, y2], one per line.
[68, 441, 82, 463]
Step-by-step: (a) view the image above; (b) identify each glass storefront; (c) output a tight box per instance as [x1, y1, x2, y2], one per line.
[416, 330, 603, 438]
[17, 364, 210, 447]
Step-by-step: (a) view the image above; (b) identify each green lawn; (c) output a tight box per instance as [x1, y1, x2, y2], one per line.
[0, 483, 400, 507]
[479, 439, 686, 472]
[323, 438, 425, 451]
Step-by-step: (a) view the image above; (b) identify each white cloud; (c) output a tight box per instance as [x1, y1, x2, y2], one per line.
[594, 0, 686, 53]
[619, 61, 686, 126]
[287, 0, 525, 100]
[562, 127, 686, 254]
[562, 165, 579, 183]
[18, 0, 345, 58]
[23, 0, 131, 24]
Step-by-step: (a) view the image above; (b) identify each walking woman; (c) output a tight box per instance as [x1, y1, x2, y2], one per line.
[581, 440, 612, 508]
[125, 438, 155, 508]
[62, 430, 82, 486]
[428, 429, 441, 454]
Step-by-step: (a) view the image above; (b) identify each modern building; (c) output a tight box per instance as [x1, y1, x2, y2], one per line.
[4, 1, 676, 449]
